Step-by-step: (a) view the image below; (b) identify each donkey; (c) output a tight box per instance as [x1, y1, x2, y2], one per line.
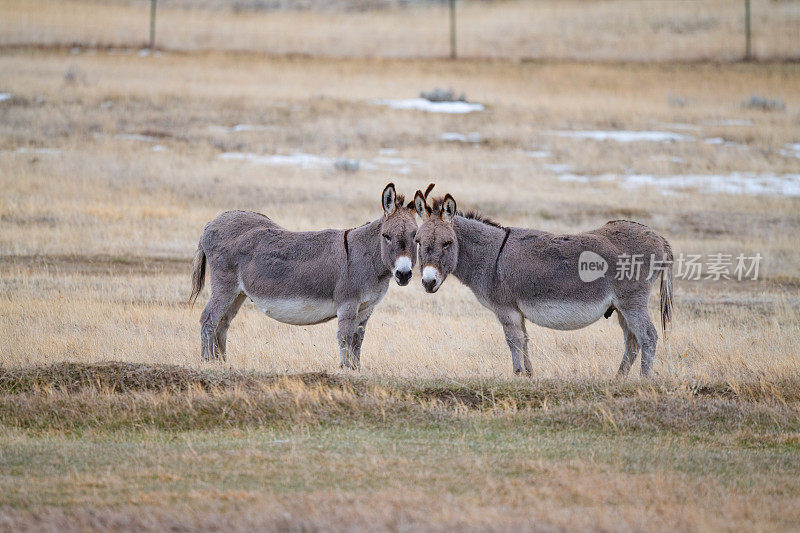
[189, 183, 418, 369]
[413, 185, 673, 377]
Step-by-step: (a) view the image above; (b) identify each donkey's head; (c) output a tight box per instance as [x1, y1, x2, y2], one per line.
[413, 184, 458, 293]
[380, 183, 418, 286]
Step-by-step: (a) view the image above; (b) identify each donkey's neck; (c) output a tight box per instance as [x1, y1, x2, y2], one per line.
[347, 218, 389, 280]
[452, 216, 507, 289]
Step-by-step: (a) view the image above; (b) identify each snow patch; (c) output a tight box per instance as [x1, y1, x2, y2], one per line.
[373, 98, 484, 114]
[543, 163, 573, 173]
[208, 124, 275, 133]
[0, 93, 12, 102]
[547, 130, 693, 143]
[707, 119, 754, 127]
[219, 151, 421, 174]
[116, 133, 156, 142]
[151, 145, 167, 152]
[523, 150, 551, 158]
[219, 152, 332, 169]
[780, 143, 800, 159]
[441, 132, 481, 143]
[559, 172, 800, 197]
[16, 147, 61, 155]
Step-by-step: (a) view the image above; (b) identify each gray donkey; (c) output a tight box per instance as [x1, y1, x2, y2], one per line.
[190, 183, 418, 369]
[413, 185, 673, 377]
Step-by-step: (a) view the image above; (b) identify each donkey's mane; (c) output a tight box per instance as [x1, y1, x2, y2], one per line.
[458, 210, 505, 229]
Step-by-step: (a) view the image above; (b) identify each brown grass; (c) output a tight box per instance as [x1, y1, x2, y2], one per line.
[2, 0, 799, 61]
[1, 20, 800, 529]
[1, 363, 799, 531]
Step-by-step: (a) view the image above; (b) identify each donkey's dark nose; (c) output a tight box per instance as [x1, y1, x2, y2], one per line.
[395, 269, 412, 286]
[422, 278, 437, 293]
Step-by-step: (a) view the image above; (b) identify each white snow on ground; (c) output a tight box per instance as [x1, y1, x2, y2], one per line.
[558, 172, 800, 197]
[441, 132, 481, 143]
[151, 145, 167, 152]
[208, 124, 276, 133]
[780, 143, 800, 159]
[379, 148, 398, 155]
[546, 130, 693, 142]
[15, 147, 61, 155]
[663, 123, 700, 131]
[219, 152, 333, 169]
[543, 163, 573, 173]
[704, 137, 725, 144]
[706, 119, 753, 127]
[523, 150, 551, 158]
[115, 133, 157, 142]
[0, 93, 11, 102]
[373, 98, 484, 114]
[219, 151, 421, 174]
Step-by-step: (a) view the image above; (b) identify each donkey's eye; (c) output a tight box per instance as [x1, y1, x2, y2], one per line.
[443, 241, 453, 249]
[383, 234, 391, 244]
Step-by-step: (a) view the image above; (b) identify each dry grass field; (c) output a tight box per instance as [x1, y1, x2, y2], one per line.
[2, 1, 800, 530]
[2, 0, 799, 60]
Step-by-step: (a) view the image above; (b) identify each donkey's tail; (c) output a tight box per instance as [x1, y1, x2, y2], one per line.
[189, 243, 206, 307]
[659, 237, 674, 337]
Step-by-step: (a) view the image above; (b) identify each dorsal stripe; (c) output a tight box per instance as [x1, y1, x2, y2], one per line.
[494, 227, 511, 277]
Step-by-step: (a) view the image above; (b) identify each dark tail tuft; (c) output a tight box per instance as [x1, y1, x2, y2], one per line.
[189, 243, 206, 307]
[659, 238, 674, 336]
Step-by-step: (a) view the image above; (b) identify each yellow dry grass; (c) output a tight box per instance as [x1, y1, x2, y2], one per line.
[1, 49, 799, 383]
[2, 0, 799, 60]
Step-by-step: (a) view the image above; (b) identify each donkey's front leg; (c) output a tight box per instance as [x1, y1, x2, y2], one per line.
[336, 302, 360, 370]
[497, 308, 530, 376]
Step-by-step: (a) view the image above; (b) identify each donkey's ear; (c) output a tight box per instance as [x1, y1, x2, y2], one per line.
[414, 190, 430, 220]
[382, 183, 397, 216]
[442, 194, 457, 223]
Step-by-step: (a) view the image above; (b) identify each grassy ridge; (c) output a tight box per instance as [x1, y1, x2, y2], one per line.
[2, 362, 798, 438]
[2, 363, 800, 531]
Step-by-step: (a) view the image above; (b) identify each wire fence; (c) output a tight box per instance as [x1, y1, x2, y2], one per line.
[3, 0, 799, 62]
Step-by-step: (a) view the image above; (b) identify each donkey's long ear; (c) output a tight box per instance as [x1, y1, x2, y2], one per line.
[423, 183, 435, 199]
[382, 183, 397, 217]
[414, 190, 430, 220]
[441, 194, 457, 223]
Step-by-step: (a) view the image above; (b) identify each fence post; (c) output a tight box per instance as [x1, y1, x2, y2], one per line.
[149, 0, 157, 49]
[449, 0, 456, 59]
[744, 0, 752, 60]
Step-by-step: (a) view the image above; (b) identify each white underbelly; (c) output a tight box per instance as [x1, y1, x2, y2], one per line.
[248, 295, 337, 325]
[519, 299, 610, 330]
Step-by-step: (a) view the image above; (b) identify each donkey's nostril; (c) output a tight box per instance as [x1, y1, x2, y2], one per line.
[395, 269, 412, 285]
[422, 278, 437, 292]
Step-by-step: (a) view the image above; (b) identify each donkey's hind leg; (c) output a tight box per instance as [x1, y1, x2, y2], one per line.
[617, 302, 658, 377]
[615, 312, 640, 377]
[214, 293, 247, 361]
[200, 279, 239, 362]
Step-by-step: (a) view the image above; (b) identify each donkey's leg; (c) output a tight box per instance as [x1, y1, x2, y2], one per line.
[615, 312, 640, 377]
[618, 303, 658, 377]
[200, 278, 239, 362]
[352, 306, 376, 364]
[496, 308, 529, 375]
[336, 302, 360, 370]
[520, 320, 532, 374]
[214, 293, 247, 362]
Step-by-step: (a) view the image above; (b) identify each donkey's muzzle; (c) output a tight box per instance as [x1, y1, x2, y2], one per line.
[422, 278, 438, 293]
[395, 269, 412, 286]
